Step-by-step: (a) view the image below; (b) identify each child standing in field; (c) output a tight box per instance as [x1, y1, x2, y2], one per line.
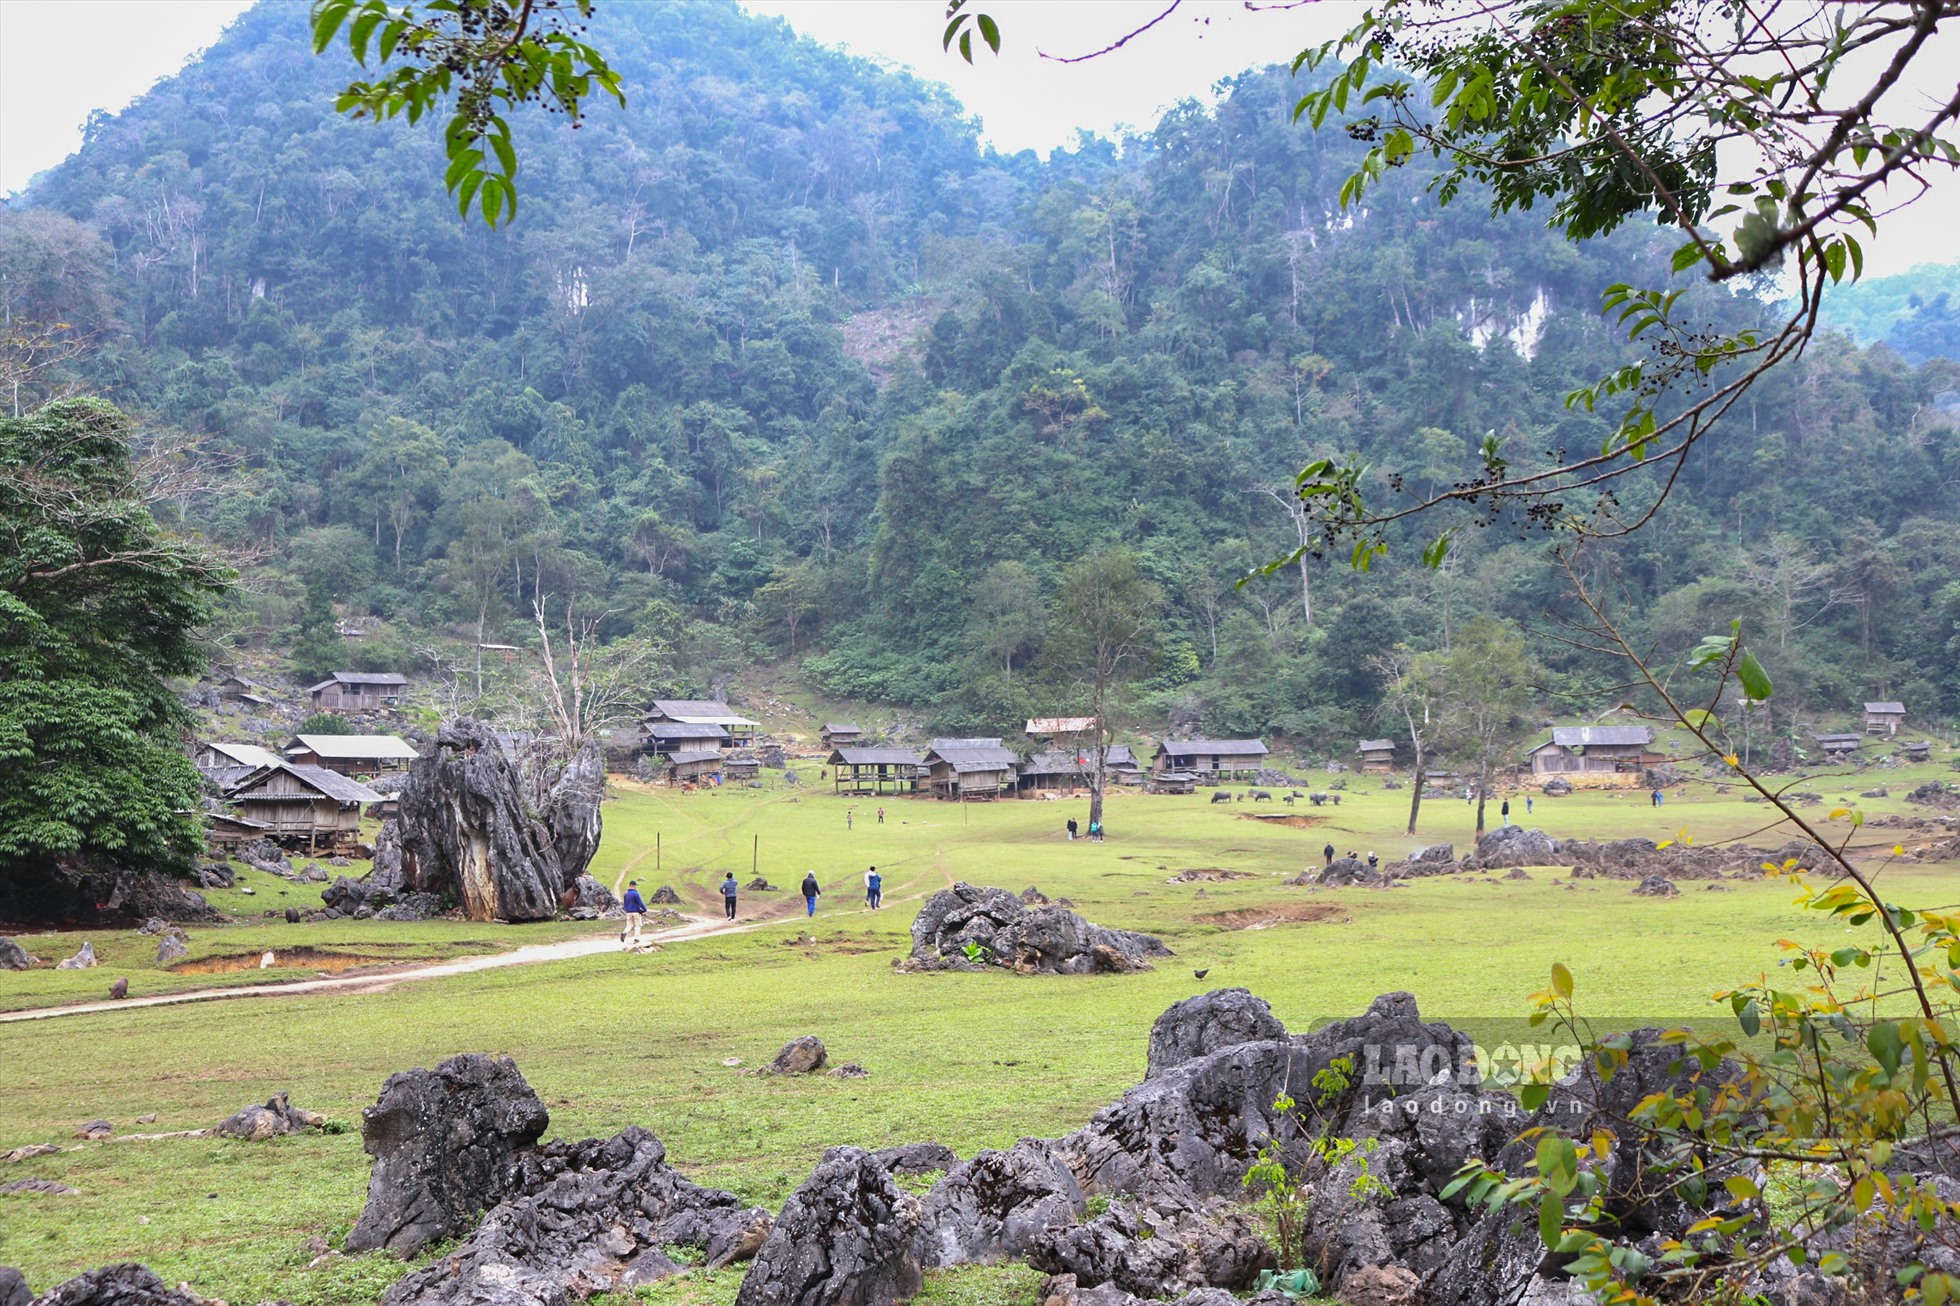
[847, 809, 854, 830]
[720, 873, 739, 921]
[877, 807, 885, 824]
[620, 881, 646, 947]
[865, 866, 882, 910]
[802, 871, 822, 916]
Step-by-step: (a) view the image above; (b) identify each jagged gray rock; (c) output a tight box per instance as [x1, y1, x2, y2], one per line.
[54, 941, 96, 970]
[385, 1127, 770, 1306]
[392, 719, 604, 923]
[1025, 1195, 1271, 1298]
[154, 930, 189, 966]
[344, 1053, 550, 1256]
[28, 1263, 201, 1305]
[1631, 875, 1680, 897]
[900, 883, 1171, 975]
[762, 1037, 829, 1075]
[1470, 827, 1560, 868]
[0, 1265, 28, 1306]
[0, 939, 35, 971]
[736, 1146, 923, 1306]
[1145, 988, 1287, 1079]
[214, 1091, 326, 1141]
[920, 1138, 1085, 1266]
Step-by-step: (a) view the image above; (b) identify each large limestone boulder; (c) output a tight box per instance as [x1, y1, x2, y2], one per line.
[344, 1053, 550, 1256]
[0, 939, 36, 970]
[392, 719, 603, 922]
[1471, 826, 1559, 868]
[27, 1263, 201, 1305]
[213, 1090, 326, 1141]
[1145, 989, 1287, 1079]
[736, 1147, 924, 1306]
[385, 1128, 770, 1306]
[919, 1138, 1084, 1266]
[902, 883, 1171, 975]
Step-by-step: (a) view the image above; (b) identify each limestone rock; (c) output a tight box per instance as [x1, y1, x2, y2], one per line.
[0, 1179, 81, 1196]
[384, 1127, 769, 1306]
[55, 942, 97, 970]
[392, 718, 602, 923]
[344, 1053, 550, 1256]
[75, 1120, 112, 1141]
[1025, 1196, 1272, 1297]
[27, 1263, 202, 1305]
[920, 1138, 1084, 1266]
[735, 1146, 923, 1306]
[1631, 875, 1679, 897]
[0, 1266, 27, 1306]
[214, 1091, 326, 1141]
[868, 1142, 959, 1177]
[649, 885, 684, 905]
[566, 875, 618, 914]
[1473, 827, 1560, 868]
[762, 1037, 828, 1075]
[0, 939, 36, 970]
[902, 883, 1171, 976]
[1317, 857, 1380, 887]
[1145, 989, 1287, 1079]
[828, 1063, 870, 1079]
[155, 930, 189, 966]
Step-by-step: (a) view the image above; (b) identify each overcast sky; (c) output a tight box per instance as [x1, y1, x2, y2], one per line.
[1, 0, 1953, 277]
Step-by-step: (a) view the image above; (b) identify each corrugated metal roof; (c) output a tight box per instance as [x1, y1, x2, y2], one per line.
[929, 737, 1005, 750]
[315, 672, 407, 687]
[647, 700, 757, 726]
[200, 741, 284, 769]
[665, 750, 724, 765]
[1548, 726, 1654, 748]
[925, 744, 1017, 772]
[1357, 738, 1396, 753]
[1021, 746, 1137, 776]
[287, 734, 419, 760]
[823, 723, 862, 733]
[831, 747, 923, 766]
[1864, 702, 1905, 713]
[1026, 716, 1098, 734]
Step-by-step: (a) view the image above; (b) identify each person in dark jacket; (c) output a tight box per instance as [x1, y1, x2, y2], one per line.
[720, 873, 739, 921]
[1323, 842, 1335, 866]
[1501, 799, 1511, 827]
[620, 881, 646, 946]
[801, 871, 821, 917]
[1066, 818, 1078, 841]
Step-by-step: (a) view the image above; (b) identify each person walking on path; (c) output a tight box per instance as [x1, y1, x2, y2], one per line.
[801, 871, 821, 917]
[864, 866, 882, 910]
[1526, 796, 1533, 815]
[1067, 818, 1079, 841]
[1324, 843, 1335, 866]
[1500, 799, 1511, 828]
[1651, 788, 1664, 808]
[620, 881, 647, 946]
[720, 873, 739, 921]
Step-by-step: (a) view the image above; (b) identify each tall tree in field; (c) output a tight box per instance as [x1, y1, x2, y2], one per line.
[1374, 645, 1449, 836]
[1440, 616, 1539, 836]
[1047, 550, 1160, 829]
[967, 560, 1046, 676]
[0, 399, 230, 903]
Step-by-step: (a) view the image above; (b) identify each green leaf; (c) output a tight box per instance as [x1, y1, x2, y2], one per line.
[1682, 708, 1716, 729]
[1550, 962, 1573, 999]
[976, 13, 1000, 53]
[1736, 650, 1774, 702]
[1868, 1022, 1904, 1079]
[1537, 1191, 1563, 1249]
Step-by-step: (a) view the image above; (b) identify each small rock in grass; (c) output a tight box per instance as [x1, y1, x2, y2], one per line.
[1, 1145, 61, 1164]
[55, 941, 98, 970]
[0, 938, 36, 970]
[75, 1120, 112, 1141]
[722, 1057, 743, 1068]
[215, 1091, 326, 1141]
[0, 1179, 80, 1196]
[135, 1113, 158, 1125]
[828, 1063, 870, 1079]
[761, 1036, 828, 1075]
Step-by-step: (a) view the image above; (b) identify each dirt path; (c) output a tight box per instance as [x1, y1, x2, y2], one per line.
[0, 912, 756, 1025]
[0, 845, 959, 1026]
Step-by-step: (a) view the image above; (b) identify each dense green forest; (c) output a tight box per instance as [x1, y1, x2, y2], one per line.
[5, 0, 1958, 744]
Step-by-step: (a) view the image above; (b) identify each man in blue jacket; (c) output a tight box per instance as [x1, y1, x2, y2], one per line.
[620, 880, 646, 947]
[721, 873, 739, 921]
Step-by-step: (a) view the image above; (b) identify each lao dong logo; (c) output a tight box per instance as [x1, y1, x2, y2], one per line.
[1357, 1038, 1586, 1092]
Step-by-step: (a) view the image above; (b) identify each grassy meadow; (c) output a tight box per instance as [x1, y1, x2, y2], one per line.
[3, 755, 1958, 1304]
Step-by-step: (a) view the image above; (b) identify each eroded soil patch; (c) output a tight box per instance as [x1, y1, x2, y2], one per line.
[1198, 903, 1348, 930]
[169, 949, 390, 975]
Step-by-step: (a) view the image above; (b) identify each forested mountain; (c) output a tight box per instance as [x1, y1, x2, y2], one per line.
[6, 0, 1958, 742]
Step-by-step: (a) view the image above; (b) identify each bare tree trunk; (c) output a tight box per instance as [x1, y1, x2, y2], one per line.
[1407, 765, 1425, 835]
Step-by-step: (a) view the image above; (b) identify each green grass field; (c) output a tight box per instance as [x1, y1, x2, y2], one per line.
[3, 758, 1957, 1304]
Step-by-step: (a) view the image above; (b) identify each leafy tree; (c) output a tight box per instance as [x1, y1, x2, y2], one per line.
[1046, 549, 1161, 828]
[291, 576, 348, 682]
[298, 712, 354, 735]
[0, 399, 229, 879]
[1373, 644, 1448, 835]
[966, 560, 1046, 676]
[1437, 616, 1538, 835]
